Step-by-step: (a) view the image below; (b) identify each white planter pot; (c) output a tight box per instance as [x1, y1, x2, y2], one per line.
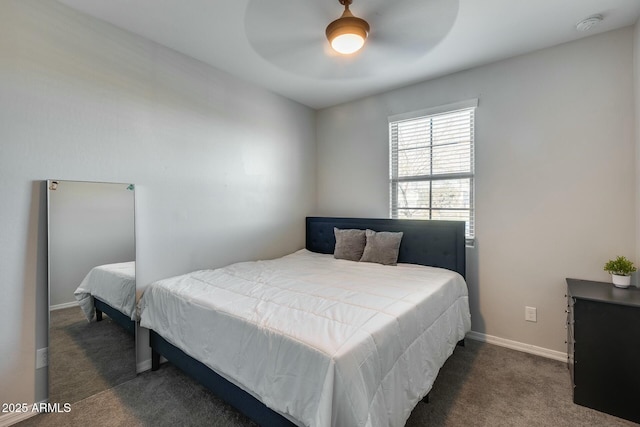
[611, 274, 631, 288]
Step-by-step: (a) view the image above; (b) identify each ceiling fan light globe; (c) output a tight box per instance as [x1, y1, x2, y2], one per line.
[331, 33, 365, 54]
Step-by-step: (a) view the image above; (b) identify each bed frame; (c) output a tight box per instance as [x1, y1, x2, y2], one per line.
[94, 297, 135, 336]
[149, 217, 467, 426]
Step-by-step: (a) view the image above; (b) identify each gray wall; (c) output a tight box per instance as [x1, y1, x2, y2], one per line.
[316, 27, 636, 355]
[1, 0, 638, 416]
[48, 181, 135, 307]
[0, 0, 316, 409]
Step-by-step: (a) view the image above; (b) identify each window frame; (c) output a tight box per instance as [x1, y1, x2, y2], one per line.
[388, 99, 477, 244]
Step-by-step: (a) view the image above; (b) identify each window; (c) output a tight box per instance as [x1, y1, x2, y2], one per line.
[389, 99, 476, 241]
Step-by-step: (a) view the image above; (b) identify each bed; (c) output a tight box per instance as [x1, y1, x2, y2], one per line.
[140, 217, 470, 426]
[74, 261, 136, 335]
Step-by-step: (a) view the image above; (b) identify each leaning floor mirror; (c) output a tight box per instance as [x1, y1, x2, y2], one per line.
[47, 180, 136, 404]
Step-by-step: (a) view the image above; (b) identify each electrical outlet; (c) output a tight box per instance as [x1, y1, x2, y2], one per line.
[36, 347, 48, 369]
[525, 306, 537, 323]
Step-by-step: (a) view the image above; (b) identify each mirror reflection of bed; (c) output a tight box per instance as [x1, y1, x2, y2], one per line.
[47, 180, 136, 405]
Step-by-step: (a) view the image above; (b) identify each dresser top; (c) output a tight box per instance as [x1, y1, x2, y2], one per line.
[567, 278, 640, 308]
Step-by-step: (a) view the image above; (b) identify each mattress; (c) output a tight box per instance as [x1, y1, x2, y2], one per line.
[74, 261, 136, 321]
[139, 250, 470, 427]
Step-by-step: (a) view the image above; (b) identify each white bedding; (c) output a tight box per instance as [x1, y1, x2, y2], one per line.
[74, 261, 136, 322]
[139, 250, 470, 427]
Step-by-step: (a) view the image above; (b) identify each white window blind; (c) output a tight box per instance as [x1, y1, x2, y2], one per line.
[389, 100, 476, 240]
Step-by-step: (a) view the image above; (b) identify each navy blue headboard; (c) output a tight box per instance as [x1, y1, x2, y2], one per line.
[306, 217, 466, 278]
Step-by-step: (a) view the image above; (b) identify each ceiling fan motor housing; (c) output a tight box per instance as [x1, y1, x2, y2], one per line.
[325, 13, 370, 42]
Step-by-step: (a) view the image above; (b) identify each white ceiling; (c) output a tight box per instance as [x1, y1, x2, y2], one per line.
[56, 0, 640, 109]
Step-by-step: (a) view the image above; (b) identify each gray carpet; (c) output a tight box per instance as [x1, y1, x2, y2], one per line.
[48, 307, 136, 404]
[21, 340, 637, 426]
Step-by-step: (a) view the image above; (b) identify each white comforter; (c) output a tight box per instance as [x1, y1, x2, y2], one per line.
[139, 250, 470, 427]
[74, 261, 136, 321]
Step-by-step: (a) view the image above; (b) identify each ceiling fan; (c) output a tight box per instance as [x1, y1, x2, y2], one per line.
[325, 0, 370, 55]
[245, 0, 459, 79]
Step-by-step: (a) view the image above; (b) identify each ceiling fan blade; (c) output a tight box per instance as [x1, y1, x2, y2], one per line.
[244, 0, 459, 80]
[250, 35, 320, 60]
[371, 0, 458, 44]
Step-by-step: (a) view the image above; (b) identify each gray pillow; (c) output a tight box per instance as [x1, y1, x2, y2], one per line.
[333, 228, 366, 261]
[360, 229, 404, 266]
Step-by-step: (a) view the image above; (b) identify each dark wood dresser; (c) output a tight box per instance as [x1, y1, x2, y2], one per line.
[566, 278, 640, 423]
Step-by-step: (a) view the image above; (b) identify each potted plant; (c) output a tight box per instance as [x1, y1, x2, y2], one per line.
[603, 256, 637, 288]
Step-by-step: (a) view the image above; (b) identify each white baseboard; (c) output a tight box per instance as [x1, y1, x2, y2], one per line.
[0, 411, 36, 427]
[50, 301, 79, 311]
[137, 356, 168, 373]
[0, 400, 47, 427]
[137, 359, 152, 373]
[466, 331, 567, 362]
